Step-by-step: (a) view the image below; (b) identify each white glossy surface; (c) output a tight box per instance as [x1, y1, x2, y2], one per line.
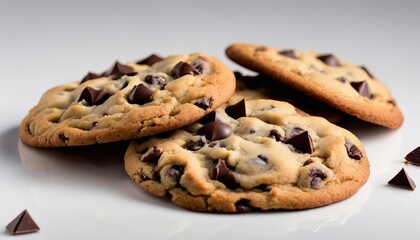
[1, 1, 420, 239]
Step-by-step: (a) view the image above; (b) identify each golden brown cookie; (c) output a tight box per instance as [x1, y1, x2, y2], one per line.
[226, 43, 403, 129]
[125, 99, 369, 212]
[20, 53, 235, 147]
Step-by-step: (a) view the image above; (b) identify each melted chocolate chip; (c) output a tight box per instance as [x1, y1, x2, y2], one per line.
[279, 49, 297, 59]
[6, 209, 40, 235]
[344, 139, 363, 160]
[103, 61, 134, 79]
[191, 56, 209, 74]
[186, 136, 207, 151]
[285, 131, 314, 154]
[78, 86, 111, 106]
[225, 99, 246, 119]
[308, 168, 327, 189]
[144, 75, 166, 89]
[194, 96, 213, 110]
[199, 111, 225, 125]
[151, 167, 161, 181]
[198, 122, 232, 141]
[142, 146, 163, 163]
[336, 77, 348, 83]
[405, 146, 420, 166]
[360, 65, 375, 79]
[350, 81, 371, 98]
[317, 54, 341, 67]
[172, 61, 199, 79]
[167, 165, 185, 184]
[137, 54, 163, 66]
[59, 133, 69, 141]
[81, 72, 101, 83]
[267, 129, 281, 142]
[388, 168, 416, 190]
[235, 199, 253, 213]
[128, 84, 154, 104]
[210, 159, 240, 189]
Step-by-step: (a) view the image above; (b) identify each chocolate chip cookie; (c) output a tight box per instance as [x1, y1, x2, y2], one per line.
[125, 99, 369, 212]
[20, 53, 235, 147]
[226, 43, 403, 129]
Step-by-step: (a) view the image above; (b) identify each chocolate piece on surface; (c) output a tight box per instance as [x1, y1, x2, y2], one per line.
[198, 122, 232, 141]
[345, 139, 363, 160]
[388, 168, 416, 190]
[317, 54, 341, 67]
[78, 87, 111, 106]
[285, 131, 314, 154]
[194, 96, 213, 110]
[172, 61, 199, 79]
[279, 49, 297, 59]
[225, 99, 246, 119]
[137, 54, 163, 66]
[405, 146, 420, 166]
[350, 81, 371, 98]
[128, 84, 154, 104]
[6, 209, 40, 235]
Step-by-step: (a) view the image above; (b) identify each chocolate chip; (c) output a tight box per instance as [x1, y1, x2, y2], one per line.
[210, 159, 240, 189]
[249, 129, 255, 134]
[167, 165, 185, 184]
[191, 56, 209, 74]
[360, 65, 375, 79]
[59, 133, 69, 141]
[405, 146, 420, 166]
[125, 72, 138, 77]
[142, 146, 163, 163]
[344, 139, 363, 160]
[350, 81, 371, 98]
[78, 86, 111, 106]
[103, 61, 134, 79]
[308, 168, 327, 189]
[186, 136, 207, 151]
[285, 131, 314, 154]
[137, 54, 163, 66]
[388, 168, 416, 190]
[225, 99, 246, 119]
[336, 77, 348, 83]
[257, 155, 268, 163]
[253, 155, 269, 166]
[208, 140, 226, 148]
[267, 129, 281, 142]
[151, 167, 161, 181]
[198, 122, 232, 141]
[317, 54, 341, 67]
[6, 209, 40, 235]
[81, 72, 101, 83]
[194, 96, 213, 110]
[144, 75, 166, 89]
[172, 61, 199, 79]
[235, 199, 253, 213]
[128, 84, 154, 104]
[199, 111, 225, 125]
[279, 49, 297, 59]
[303, 159, 314, 166]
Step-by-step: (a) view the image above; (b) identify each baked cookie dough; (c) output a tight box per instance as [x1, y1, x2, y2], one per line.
[125, 99, 370, 212]
[226, 43, 403, 129]
[20, 53, 235, 147]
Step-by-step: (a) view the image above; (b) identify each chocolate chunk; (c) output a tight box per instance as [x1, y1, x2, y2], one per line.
[137, 54, 163, 66]
[199, 111, 225, 125]
[336, 77, 348, 83]
[81, 72, 101, 83]
[191, 56, 209, 74]
[210, 159, 240, 189]
[142, 146, 163, 163]
[308, 168, 327, 189]
[103, 61, 134, 79]
[78, 86, 111, 106]
[198, 122, 232, 141]
[167, 165, 185, 183]
[360, 65, 375, 79]
[279, 49, 297, 59]
[405, 146, 420, 166]
[151, 167, 161, 181]
[235, 199, 253, 213]
[388, 168, 416, 190]
[317, 54, 341, 67]
[285, 131, 314, 154]
[128, 84, 154, 104]
[267, 129, 281, 142]
[350, 81, 371, 98]
[6, 209, 40, 235]
[194, 96, 213, 110]
[225, 99, 246, 119]
[344, 139, 363, 160]
[144, 75, 166, 89]
[186, 136, 207, 151]
[303, 159, 314, 166]
[172, 61, 199, 79]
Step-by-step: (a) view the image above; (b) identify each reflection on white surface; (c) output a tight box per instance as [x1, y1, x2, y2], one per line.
[18, 140, 371, 238]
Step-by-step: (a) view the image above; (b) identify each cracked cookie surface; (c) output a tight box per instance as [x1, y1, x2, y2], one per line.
[124, 99, 369, 212]
[226, 43, 403, 129]
[20, 53, 235, 147]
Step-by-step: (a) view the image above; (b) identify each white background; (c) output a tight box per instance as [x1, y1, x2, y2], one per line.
[1, 0, 419, 239]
